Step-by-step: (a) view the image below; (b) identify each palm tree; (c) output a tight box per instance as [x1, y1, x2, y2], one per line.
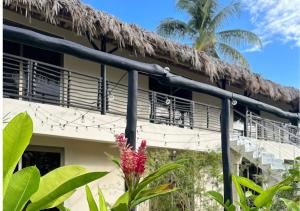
[157, 0, 262, 67]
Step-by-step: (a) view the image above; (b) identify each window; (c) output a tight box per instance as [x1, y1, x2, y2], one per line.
[20, 146, 63, 176]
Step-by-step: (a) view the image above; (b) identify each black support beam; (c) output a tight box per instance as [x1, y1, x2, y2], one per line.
[221, 98, 233, 205]
[101, 37, 107, 115]
[125, 70, 138, 150]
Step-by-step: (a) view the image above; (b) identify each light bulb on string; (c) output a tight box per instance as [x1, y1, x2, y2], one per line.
[76, 126, 78, 132]
[81, 115, 85, 123]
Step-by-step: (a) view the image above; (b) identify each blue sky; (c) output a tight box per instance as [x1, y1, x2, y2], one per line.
[82, 0, 299, 88]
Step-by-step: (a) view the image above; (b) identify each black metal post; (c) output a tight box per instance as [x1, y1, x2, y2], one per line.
[244, 106, 249, 137]
[125, 70, 138, 211]
[28, 60, 33, 101]
[125, 70, 138, 149]
[101, 37, 107, 114]
[67, 71, 71, 107]
[221, 98, 233, 205]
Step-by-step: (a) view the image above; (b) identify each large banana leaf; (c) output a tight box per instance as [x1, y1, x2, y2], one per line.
[3, 112, 33, 195]
[131, 183, 178, 208]
[85, 185, 99, 211]
[26, 165, 108, 211]
[131, 162, 183, 199]
[3, 166, 40, 211]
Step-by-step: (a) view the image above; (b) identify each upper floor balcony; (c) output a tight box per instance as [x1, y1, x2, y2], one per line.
[3, 53, 221, 132]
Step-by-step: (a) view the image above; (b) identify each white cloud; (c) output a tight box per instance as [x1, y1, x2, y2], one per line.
[244, 45, 262, 52]
[242, 0, 300, 47]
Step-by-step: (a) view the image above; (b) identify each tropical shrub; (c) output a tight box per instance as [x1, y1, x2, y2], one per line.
[3, 112, 108, 211]
[147, 149, 223, 211]
[207, 164, 300, 211]
[85, 134, 184, 211]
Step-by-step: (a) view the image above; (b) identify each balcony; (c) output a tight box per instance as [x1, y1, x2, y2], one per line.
[3, 53, 221, 131]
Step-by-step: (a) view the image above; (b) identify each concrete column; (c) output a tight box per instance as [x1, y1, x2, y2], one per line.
[230, 149, 242, 210]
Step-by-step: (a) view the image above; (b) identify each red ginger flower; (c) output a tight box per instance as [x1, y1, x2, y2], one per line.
[115, 134, 147, 176]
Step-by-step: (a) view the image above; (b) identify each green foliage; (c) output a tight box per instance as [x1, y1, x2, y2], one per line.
[98, 188, 109, 211]
[3, 166, 40, 211]
[86, 185, 99, 211]
[27, 166, 108, 211]
[85, 185, 110, 211]
[157, 0, 262, 67]
[3, 112, 109, 211]
[280, 198, 300, 211]
[3, 112, 33, 195]
[207, 165, 299, 211]
[147, 149, 223, 211]
[273, 157, 300, 211]
[85, 156, 183, 211]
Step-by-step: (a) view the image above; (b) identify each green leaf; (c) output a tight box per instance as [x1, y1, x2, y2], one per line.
[98, 188, 108, 211]
[104, 152, 120, 168]
[111, 203, 128, 211]
[232, 176, 247, 205]
[85, 185, 99, 211]
[206, 191, 225, 207]
[57, 204, 71, 211]
[45, 191, 75, 209]
[111, 192, 129, 211]
[254, 177, 293, 208]
[3, 112, 33, 195]
[236, 176, 263, 194]
[132, 162, 183, 199]
[227, 204, 236, 211]
[26, 165, 108, 211]
[280, 198, 300, 211]
[131, 183, 178, 208]
[4, 166, 40, 211]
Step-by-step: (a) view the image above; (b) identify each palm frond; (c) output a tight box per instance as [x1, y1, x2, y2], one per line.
[216, 42, 249, 67]
[157, 18, 190, 38]
[176, 0, 195, 12]
[194, 31, 216, 51]
[210, 2, 241, 30]
[217, 29, 262, 48]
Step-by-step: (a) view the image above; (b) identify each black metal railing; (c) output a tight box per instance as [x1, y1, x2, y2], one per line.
[3, 53, 221, 131]
[246, 112, 300, 145]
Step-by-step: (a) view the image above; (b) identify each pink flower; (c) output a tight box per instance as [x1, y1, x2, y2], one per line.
[115, 134, 147, 177]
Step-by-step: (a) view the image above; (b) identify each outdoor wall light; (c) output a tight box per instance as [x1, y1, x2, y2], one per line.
[232, 99, 237, 106]
[165, 98, 171, 105]
[164, 66, 170, 73]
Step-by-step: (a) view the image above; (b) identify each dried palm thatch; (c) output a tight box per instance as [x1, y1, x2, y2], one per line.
[3, 0, 300, 107]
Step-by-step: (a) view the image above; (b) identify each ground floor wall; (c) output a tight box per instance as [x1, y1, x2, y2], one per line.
[29, 135, 124, 210]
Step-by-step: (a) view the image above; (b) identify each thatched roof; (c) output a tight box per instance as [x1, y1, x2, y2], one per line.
[3, 0, 300, 107]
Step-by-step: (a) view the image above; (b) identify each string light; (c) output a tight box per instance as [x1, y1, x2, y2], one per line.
[5, 103, 225, 151]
